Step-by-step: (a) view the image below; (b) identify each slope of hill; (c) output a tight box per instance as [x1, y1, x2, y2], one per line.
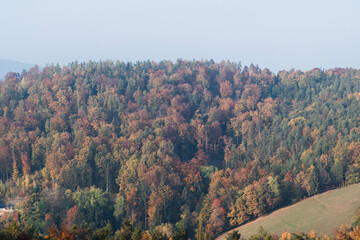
[217, 183, 360, 239]
[0, 59, 35, 80]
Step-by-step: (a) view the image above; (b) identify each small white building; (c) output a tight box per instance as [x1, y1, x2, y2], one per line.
[0, 207, 14, 217]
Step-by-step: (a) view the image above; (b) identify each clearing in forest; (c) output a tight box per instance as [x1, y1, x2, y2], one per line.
[217, 183, 360, 239]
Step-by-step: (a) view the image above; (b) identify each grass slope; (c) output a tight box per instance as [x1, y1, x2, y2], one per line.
[217, 183, 360, 239]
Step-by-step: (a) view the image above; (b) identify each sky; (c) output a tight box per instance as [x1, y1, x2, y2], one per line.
[1, 0, 360, 72]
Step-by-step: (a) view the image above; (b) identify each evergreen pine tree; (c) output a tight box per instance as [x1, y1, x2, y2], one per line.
[309, 165, 320, 196]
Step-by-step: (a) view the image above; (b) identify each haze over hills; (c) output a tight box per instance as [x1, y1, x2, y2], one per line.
[0, 59, 35, 80]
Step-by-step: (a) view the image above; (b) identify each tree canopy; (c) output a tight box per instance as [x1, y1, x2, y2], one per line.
[1, 60, 360, 238]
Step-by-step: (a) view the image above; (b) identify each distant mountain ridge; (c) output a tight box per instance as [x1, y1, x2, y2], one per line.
[0, 59, 36, 80]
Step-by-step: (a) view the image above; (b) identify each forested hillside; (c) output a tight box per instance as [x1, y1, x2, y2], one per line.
[1, 60, 360, 239]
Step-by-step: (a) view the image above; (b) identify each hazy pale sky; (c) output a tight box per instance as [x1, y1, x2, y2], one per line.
[1, 0, 360, 72]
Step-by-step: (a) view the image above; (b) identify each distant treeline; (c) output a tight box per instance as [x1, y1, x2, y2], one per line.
[1, 60, 360, 239]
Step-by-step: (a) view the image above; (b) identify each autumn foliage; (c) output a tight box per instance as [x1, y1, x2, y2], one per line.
[1, 61, 360, 238]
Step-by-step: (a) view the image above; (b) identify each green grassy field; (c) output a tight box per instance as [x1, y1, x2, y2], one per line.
[217, 183, 360, 239]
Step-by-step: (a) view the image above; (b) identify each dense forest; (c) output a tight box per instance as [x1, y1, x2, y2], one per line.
[1, 60, 360, 239]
